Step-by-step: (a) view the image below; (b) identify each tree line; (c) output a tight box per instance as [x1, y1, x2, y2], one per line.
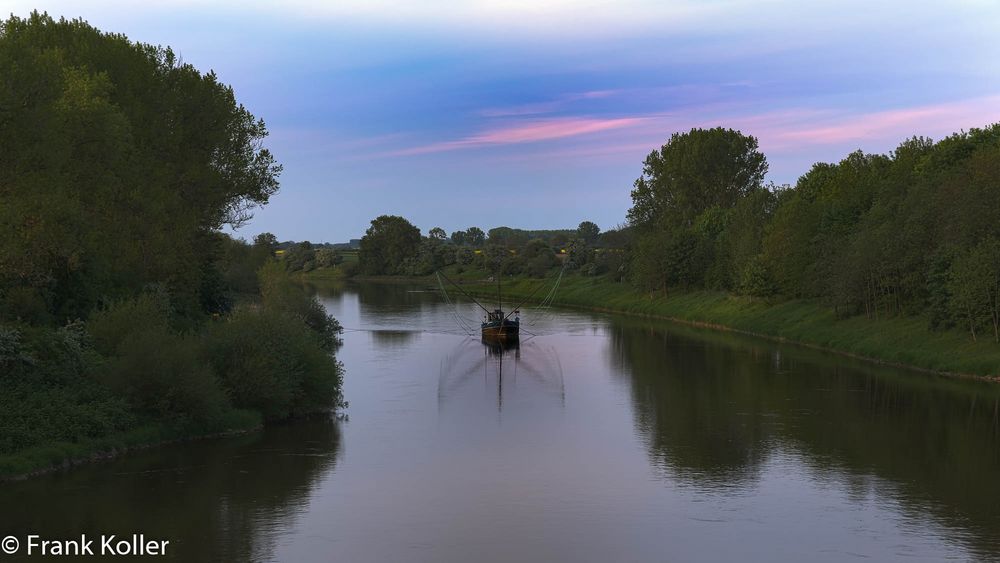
[357, 215, 620, 278]
[356, 124, 1000, 343]
[626, 125, 1000, 342]
[0, 13, 344, 469]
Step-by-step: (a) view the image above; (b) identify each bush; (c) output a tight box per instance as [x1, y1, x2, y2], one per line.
[98, 328, 229, 426]
[259, 261, 343, 349]
[87, 295, 230, 425]
[202, 307, 344, 421]
[0, 323, 134, 455]
[88, 293, 172, 356]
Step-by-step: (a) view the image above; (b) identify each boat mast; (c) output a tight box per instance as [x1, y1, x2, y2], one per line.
[496, 258, 502, 312]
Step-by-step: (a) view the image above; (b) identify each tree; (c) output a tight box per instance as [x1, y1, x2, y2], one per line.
[253, 233, 279, 255]
[314, 248, 342, 268]
[948, 238, 1000, 342]
[576, 221, 601, 244]
[0, 12, 281, 321]
[450, 230, 467, 245]
[465, 227, 486, 247]
[428, 227, 447, 241]
[487, 226, 528, 248]
[358, 215, 422, 275]
[627, 127, 767, 229]
[626, 128, 766, 294]
[283, 242, 316, 272]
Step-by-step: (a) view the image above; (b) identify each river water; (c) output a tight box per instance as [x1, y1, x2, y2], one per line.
[2, 282, 999, 562]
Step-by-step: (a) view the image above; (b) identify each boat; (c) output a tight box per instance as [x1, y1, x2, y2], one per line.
[481, 308, 519, 343]
[436, 262, 564, 348]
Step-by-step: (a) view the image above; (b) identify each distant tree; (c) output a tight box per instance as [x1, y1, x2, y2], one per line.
[488, 226, 528, 248]
[465, 227, 486, 247]
[283, 242, 316, 272]
[314, 248, 342, 268]
[450, 230, 467, 245]
[576, 221, 601, 244]
[253, 232, 279, 255]
[428, 227, 447, 241]
[521, 239, 558, 278]
[359, 215, 422, 275]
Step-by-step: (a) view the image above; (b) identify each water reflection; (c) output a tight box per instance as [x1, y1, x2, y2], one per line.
[0, 416, 342, 562]
[608, 318, 1000, 559]
[437, 338, 565, 413]
[6, 281, 1000, 562]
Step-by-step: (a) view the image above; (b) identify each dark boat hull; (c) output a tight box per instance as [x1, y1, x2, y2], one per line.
[481, 320, 519, 341]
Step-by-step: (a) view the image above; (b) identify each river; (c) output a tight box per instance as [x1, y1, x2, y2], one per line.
[2, 282, 999, 562]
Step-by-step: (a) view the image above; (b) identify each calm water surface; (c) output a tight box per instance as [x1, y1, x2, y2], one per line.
[2, 282, 1000, 562]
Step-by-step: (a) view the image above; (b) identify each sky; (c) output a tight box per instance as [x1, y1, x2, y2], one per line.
[6, 1, 1000, 242]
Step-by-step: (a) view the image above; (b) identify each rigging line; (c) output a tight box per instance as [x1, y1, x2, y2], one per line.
[538, 263, 566, 306]
[436, 272, 480, 334]
[528, 263, 566, 325]
[503, 277, 553, 322]
[436, 272, 476, 334]
[436, 270, 493, 315]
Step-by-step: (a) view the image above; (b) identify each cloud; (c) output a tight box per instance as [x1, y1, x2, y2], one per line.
[454, 95, 1000, 166]
[478, 90, 621, 118]
[389, 116, 646, 156]
[768, 96, 1000, 147]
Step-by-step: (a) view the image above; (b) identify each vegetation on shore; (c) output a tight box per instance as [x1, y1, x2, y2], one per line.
[327, 124, 1000, 378]
[458, 275, 1000, 378]
[0, 14, 344, 478]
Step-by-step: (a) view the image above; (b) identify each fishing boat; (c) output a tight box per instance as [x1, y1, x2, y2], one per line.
[481, 308, 519, 342]
[435, 262, 565, 348]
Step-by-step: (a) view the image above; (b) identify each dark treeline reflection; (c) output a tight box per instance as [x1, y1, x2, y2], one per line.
[0, 416, 341, 562]
[609, 319, 1000, 556]
[355, 283, 437, 314]
[308, 281, 445, 330]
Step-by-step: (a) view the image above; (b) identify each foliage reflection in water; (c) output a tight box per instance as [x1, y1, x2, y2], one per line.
[1, 281, 999, 562]
[0, 416, 341, 562]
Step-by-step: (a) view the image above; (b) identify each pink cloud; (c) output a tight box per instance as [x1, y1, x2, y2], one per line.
[381, 94, 1000, 166]
[461, 96, 1000, 167]
[389, 116, 645, 156]
[769, 96, 1000, 146]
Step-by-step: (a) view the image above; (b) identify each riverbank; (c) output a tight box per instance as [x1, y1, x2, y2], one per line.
[0, 410, 262, 481]
[441, 274, 1000, 380]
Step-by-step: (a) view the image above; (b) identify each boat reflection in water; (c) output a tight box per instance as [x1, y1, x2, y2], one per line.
[437, 336, 564, 413]
[481, 332, 519, 354]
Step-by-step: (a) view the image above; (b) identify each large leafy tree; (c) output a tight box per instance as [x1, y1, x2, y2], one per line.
[0, 12, 281, 321]
[628, 127, 767, 229]
[626, 128, 767, 292]
[358, 215, 422, 275]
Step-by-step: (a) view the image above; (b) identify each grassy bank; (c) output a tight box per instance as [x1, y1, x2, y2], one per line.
[454, 274, 1000, 379]
[0, 410, 262, 480]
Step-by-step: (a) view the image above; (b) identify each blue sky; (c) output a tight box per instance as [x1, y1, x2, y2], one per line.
[8, 1, 1000, 242]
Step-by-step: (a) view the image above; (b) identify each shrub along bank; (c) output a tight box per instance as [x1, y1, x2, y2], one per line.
[0, 264, 344, 479]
